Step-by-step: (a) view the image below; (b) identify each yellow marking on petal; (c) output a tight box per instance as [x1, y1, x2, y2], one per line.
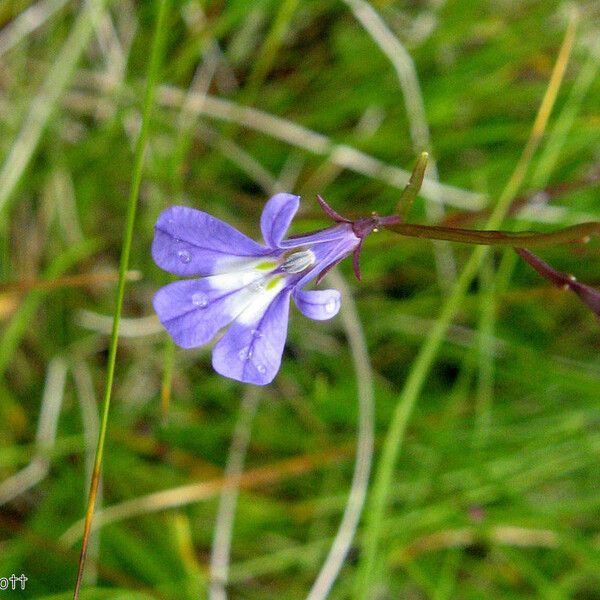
[256, 260, 278, 271]
[266, 276, 283, 290]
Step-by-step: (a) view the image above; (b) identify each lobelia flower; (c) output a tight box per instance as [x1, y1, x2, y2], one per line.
[152, 193, 384, 385]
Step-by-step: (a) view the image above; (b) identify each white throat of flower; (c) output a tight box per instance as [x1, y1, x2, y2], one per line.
[205, 249, 316, 335]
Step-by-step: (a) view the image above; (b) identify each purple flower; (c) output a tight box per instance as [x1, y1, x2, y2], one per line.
[152, 193, 380, 385]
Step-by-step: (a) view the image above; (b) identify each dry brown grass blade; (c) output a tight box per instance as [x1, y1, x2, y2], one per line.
[61, 444, 354, 547]
[0, 270, 140, 294]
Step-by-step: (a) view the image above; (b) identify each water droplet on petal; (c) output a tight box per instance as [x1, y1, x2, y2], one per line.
[192, 292, 209, 308]
[325, 298, 337, 313]
[257, 364, 267, 375]
[238, 347, 253, 361]
[250, 329, 263, 338]
[168, 218, 175, 225]
[177, 250, 191, 264]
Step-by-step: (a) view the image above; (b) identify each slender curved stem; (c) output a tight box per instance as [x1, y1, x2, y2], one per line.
[384, 221, 600, 248]
[72, 2, 169, 597]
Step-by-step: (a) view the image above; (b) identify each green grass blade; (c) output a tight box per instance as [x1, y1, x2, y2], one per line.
[353, 17, 577, 597]
[72, 1, 170, 597]
[0, 0, 113, 217]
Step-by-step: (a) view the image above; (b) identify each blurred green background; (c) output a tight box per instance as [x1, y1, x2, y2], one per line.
[1, 0, 600, 598]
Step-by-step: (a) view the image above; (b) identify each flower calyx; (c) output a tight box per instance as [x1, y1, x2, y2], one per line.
[316, 194, 400, 282]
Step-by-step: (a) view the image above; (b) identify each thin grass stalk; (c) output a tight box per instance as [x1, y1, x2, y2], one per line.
[209, 389, 260, 600]
[341, 0, 457, 289]
[60, 446, 352, 547]
[0, 357, 67, 505]
[306, 271, 375, 600]
[0, 240, 99, 380]
[54, 74, 487, 209]
[244, 0, 300, 101]
[160, 338, 175, 421]
[71, 1, 169, 597]
[0, 270, 139, 294]
[493, 13, 598, 333]
[0, 0, 70, 57]
[159, 45, 221, 421]
[531, 24, 600, 189]
[72, 361, 102, 587]
[154, 87, 485, 210]
[473, 255, 496, 448]
[354, 16, 577, 597]
[0, 0, 112, 217]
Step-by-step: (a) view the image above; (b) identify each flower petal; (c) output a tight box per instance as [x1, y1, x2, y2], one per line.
[153, 272, 266, 348]
[296, 235, 359, 288]
[293, 289, 341, 320]
[152, 205, 270, 276]
[212, 287, 291, 385]
[261, 193, 300, 248]
[279, 223, 357, 249]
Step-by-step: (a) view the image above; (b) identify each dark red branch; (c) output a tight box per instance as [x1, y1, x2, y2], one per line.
[515, 248, 600, 317]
